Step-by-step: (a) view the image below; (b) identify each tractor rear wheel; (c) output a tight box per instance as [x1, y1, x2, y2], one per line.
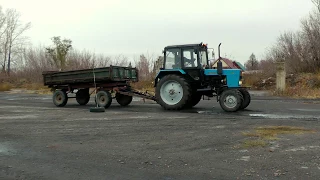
[95, 90, 112, 108]
[76, 88, 90, 105]
[239, 88, 251, 110]
[156, 74, 192, 110]
[219, 89, 243, 112]
[187, 93, 202, 107]
[115, 93, 133, 106]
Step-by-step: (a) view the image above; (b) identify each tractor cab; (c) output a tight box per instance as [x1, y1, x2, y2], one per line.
[163, 42, 209, 70]
[161, 43, 209, 82]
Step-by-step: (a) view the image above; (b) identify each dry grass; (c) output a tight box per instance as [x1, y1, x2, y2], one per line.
[15, 83, 51, 94]
[241, 140, 267, 148]
[131, 80, 155, 94]
[242, 73, 263, 87]
[0, 83, 12, 91]
[241, 126, 315, 148]
[274, 87, 320, 99]
[273, 73, 320, 99]
[243, 126, 315, 140]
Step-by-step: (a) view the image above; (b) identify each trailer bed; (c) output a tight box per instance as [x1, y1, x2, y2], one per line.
[42, 65, 138, 87]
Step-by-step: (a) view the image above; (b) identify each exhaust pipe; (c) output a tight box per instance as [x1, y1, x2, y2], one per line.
[217, 43, 222, 75]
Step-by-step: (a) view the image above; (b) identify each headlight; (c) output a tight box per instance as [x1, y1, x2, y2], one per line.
[239, 81, 243, 86]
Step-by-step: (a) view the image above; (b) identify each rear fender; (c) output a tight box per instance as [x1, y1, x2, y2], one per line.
[154, 69, 186, 87]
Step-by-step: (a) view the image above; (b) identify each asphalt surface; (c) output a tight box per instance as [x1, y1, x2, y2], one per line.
[0, 91, 320, 180]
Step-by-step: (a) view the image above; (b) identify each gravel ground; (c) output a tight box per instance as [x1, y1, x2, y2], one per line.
[0, 91, 320, 180]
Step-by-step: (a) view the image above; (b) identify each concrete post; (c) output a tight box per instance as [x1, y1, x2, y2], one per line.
[276, 62, 286, 92]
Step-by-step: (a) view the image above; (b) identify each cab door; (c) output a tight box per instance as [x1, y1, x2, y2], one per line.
[181, 48, 203, 81]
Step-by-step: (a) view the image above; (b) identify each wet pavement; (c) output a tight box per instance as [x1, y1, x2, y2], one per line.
[0, 91, 320, 179]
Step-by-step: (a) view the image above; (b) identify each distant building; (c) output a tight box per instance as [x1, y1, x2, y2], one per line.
[211, 58, 246, 72]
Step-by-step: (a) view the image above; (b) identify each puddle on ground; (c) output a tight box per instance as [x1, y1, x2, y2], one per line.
[6, 97, 51, 101]
[197, 111, 219, 115]
[0, 115, 38, 120]
[249, 114, 320, 120]
[291, 109, 320, 112]
[0, 143, 16, 156]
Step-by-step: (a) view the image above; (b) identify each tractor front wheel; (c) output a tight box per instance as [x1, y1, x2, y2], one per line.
[219, 89, 243, 112]
[239, 88, 251, 110]
[156, 75, 192, 110]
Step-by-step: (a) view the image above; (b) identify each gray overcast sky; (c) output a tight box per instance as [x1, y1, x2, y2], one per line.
[1, 0, 316, 64]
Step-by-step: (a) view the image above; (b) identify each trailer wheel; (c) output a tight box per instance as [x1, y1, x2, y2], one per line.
[219, 89, 243, 112]
[53, 90, 68, 107]
[156, 74, 192, 110]
[239, 88, 251, 110]
[76, 89, 90, 105]
[96, 90, 112, 108]
[115, 93, 133, 106]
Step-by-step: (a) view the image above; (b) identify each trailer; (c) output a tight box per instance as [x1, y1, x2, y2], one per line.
[42, 65, 155, 108]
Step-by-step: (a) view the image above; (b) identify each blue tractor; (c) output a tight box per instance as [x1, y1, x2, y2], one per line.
[154, 42, 251, 112]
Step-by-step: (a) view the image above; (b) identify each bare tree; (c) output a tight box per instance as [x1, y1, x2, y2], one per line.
[312, 0, 320, 13]
[4, 8, 31, 75]
[133, 52, 156, 81]
[264, 0, 320, 74]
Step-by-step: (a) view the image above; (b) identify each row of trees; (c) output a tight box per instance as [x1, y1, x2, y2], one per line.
[3, 0, 320, 84]
[251, 0, 320, 75]
[243, 0, 320, 76]
[10, 36, 160, 82]
[0, 5, 159, 83]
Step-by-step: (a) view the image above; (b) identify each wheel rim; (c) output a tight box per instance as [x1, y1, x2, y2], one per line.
[99, 95, 106, 104]
[160, 80, 183, 105]
[55, 94, 63, 103]
[223, 95, 237, 109]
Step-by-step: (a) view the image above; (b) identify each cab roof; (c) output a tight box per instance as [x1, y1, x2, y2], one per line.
[164, 42, 207, 49]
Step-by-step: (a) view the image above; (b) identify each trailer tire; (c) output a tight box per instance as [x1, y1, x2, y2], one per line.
[96, 90, 112, 108]
[239, 88, 251, 110]
[76, 89, 90, 105]
[53, 90, 68, 107]
[115, 93, 133, 106]
[219, 89, 243, 112]
[156, 74, 192, 110]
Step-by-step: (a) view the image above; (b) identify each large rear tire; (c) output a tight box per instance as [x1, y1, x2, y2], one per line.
[239, 88, 251, 110]
[155, 74, 192, 110]
[115, 93, 133, 106]
[53, 90, 68, 107]
[219, 89, 243, 112]
[186, 92, 202, 108]
[76, 88, 90, 105]
[95, 90, 112, 108]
